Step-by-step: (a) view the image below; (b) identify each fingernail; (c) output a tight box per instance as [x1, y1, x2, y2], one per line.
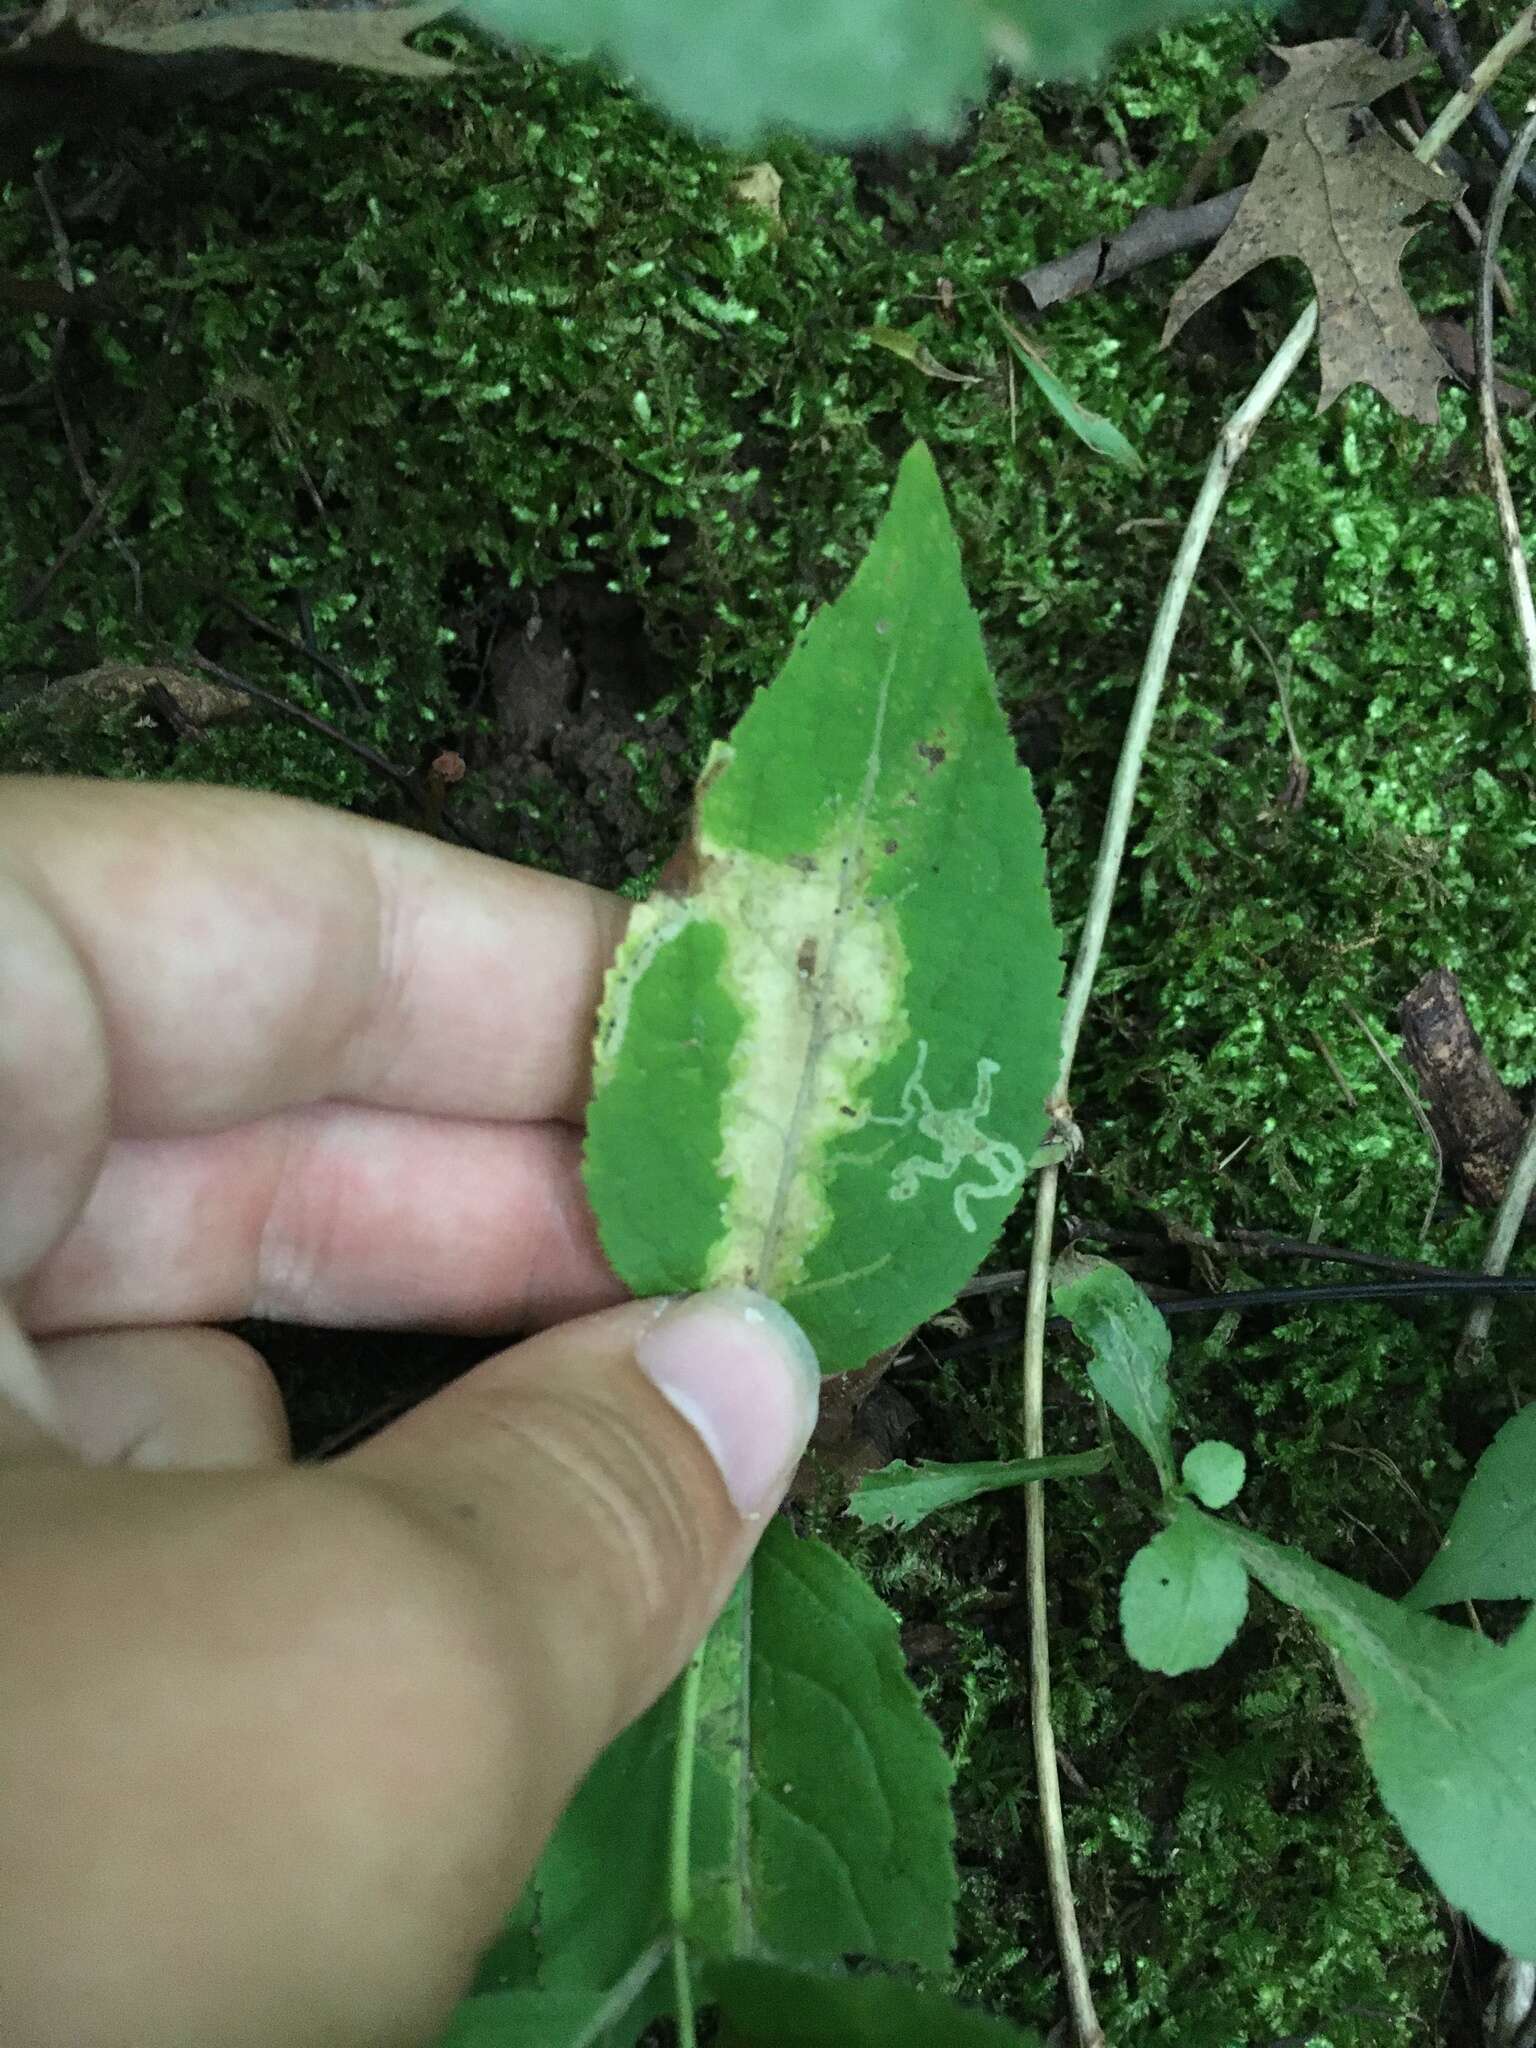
[634, 1287, 820, 1518]
[0, 1322, 71, 1446]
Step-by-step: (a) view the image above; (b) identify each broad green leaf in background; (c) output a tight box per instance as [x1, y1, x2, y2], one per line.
[1052, 1254, 1175, 1491]
[461, 0, 1260, 143]
[709, 1957, 1046, 2046]
[994, 312, 1145, 474]
[1120, 1504, 1249, 1674]
[1224, 1522, 1536, 1956]
[1182, 1439, 1246, 1510]
[1407, 1401, 1536, 1609]
[584, 443, 1064, 1372]
[468, 1523, 957, 2035]
[848, 1450, 1108, 1532]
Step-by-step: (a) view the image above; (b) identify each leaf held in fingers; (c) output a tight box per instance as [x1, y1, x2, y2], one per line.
[1120, 1505, 1249, 1674]
[1162, 39, 1461, 424]
[1182, 1438, 1246, 1510]
[585, 443, 1064, 1372]
[1227, 1523, 1536, 1956]
[1407, 1401, 1536, 1607]
[848, 1450, 1108, 1532]
[1052, 1254, 1174, 1490]
[710, 1955, 1045, 2046]
[995, 313, 1144, 473]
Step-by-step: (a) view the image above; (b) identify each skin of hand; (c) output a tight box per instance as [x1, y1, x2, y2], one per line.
[0, 778, 820, 2048]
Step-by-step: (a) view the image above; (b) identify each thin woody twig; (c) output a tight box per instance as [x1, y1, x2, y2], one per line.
[1475, 106, 1536, 720]
[1457, 1112, 1536, 1370]
[1408, 0, 1536, 209]
[1014, 189, 1242, 314]
[218, 591, 371, 720]
[186, 655, 484, 852]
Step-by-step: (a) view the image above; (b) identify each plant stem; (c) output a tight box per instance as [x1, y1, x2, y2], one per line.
[668, 1642, 707, 2048]
[1458, 1111, 1536, 1371]
[1021, 1164, 1102, 2047]
[1417, 5, 1536, 168]
[1475, 106, 1536, 719]
[1018, 38, 1536, 2040]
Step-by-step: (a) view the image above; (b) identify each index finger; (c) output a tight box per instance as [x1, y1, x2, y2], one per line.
[0, 779, 629, 1271]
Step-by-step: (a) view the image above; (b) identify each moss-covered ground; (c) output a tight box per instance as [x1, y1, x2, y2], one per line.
[5, 6, 1536, 2036]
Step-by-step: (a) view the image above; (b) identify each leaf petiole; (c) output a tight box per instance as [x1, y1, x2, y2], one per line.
[667, 1638, 708, 2047]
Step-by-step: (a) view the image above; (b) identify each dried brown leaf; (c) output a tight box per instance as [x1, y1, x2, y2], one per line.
[1163, 39, 1462, 424]
[8, 0, 455, 77]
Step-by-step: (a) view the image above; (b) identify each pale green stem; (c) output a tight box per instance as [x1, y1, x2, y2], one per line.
[1475, 107, 1536, 718]
[1020, 45, 1532, 2041]
[1021, 1162, 1101, 2048]
[1458, 108, 1536, 1376]
[668, 1642, 707, 2047]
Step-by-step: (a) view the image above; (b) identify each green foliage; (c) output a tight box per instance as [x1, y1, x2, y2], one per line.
[1181, 1438, 1245, 1508]
[584, 444, 1064, 1371]
[995, 311, 1145, 474]
[1231, 1525, 1536, 1958]
[461, 0, 1261, 142]
[1408, 1400, 1536, 1608]
[1051, 1252, 1536, 1956]
[1120, 1503, 1249, 1672]
[848, 1451, 1109, 1532]
[709, 1957, 1044, 2046]
[1053, 1253, 1175, 1489]
[472, 1521, 959, 2038]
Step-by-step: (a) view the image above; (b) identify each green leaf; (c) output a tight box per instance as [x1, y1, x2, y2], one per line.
[1120, 1505, 1249, 1675]
[866, 326, 981, 386]
[459, 0, 1260, 142]
[1224, 1523, 1536, 1956]
[709, 1957, 1045, 2046]
[1052, 1254, 1175, 1490]
[436, 1976, 660, 2048]
[473, 1522, 957, 2026]
[585, 443, 1064, 1372]
[995, 313, 1144, 474]
[1407, 1402, 1536, 1608]
[848, 1450, 1108, 1532]
[1181, 1439, 1246, 1510]
[719, 1520, 958, 1966]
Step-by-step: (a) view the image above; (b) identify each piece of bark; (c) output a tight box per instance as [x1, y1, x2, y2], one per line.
[1013, 187, 1243, 315]
[1398, 969, 1528, 1207]
[50, 660, 251, 725]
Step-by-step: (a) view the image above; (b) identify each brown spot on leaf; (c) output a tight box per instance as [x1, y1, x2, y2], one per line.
[797, 938, 818, 979]
[916, 740, 947, 770]
[883, 838, 899, 856]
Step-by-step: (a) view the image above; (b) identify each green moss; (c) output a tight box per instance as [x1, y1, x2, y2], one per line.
[4, 17, 1529, 2037]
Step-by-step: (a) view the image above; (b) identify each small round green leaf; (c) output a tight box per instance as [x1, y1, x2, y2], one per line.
[1182, 1439, 1246, 1510]
[1120, 1508, 1249, 1676]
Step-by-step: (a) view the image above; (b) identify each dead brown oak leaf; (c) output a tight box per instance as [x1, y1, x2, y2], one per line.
[2, 0, 456, 79]
[1163, 39, 1462, 425]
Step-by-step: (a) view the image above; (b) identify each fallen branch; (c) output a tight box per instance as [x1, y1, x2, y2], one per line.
[1013, 188, 1242, 313]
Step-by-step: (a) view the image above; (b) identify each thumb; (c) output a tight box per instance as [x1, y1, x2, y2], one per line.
[347, 1286, 820, 1841]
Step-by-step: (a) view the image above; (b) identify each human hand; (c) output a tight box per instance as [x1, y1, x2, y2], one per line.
[0, 779, 818, 2048]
